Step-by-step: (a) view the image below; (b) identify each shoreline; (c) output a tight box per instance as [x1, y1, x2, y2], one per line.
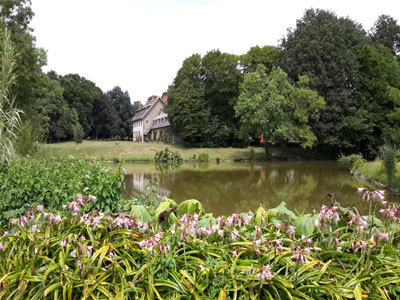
[351, 170, 400, 195]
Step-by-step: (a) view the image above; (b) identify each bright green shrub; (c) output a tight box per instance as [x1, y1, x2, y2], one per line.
[154, 147, 183, 164]
[198, 152, 209, 162]
[338, 153, 366, 170]
[0, 157, 124, 227]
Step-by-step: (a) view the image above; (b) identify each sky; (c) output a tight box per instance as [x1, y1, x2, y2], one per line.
[31, 0, 400, 104]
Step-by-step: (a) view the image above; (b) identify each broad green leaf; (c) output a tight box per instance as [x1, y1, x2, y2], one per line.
[177, 199, 204, 216]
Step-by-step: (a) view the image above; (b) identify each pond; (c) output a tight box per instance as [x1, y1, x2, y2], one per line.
[117, 161, 400, 216]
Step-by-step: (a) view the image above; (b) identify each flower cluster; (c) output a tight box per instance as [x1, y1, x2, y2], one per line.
[252, 264, 273, 281]
[138, 232, 170, 255]
[314, 205, 340, 229]
[65, 194, 96, 216]
[291, 245, 311, 264]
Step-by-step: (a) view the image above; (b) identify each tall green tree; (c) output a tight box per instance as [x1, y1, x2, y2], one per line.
[36, 73, 78, 142]
[355, 44, 400, 152]
[240, 45, 279, 75]
[279, 9, 367, 152]
[167, 54, 214, 146]
[92, 93, 120, 139]
[235, 65, 325, 154]
[0, 0, 46, 110]
[58, 74, 101, 136]
[202, 50, 243, 146]
[107, 86, 133, 139]
[370, 15, 400, 57]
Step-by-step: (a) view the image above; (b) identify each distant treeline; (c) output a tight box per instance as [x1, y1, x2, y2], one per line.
[1, 1, 400, 157]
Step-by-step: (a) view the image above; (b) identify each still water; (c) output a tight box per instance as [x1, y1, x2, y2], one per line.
[118, 162, 399, 216]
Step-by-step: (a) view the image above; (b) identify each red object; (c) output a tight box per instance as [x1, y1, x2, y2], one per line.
[259, 134, 264, 143]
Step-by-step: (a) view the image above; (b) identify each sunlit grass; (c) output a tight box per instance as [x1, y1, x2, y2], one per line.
[41, 141, 265, 161]
[357, 160, 400, 190]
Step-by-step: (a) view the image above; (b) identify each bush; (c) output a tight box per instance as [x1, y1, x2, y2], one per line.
[338, 153, 365, 170]
[198, 152, 209, 162]
[380, 145, 396, 185]
[154, 147, 183, 164]
[0, 157, 124, 227]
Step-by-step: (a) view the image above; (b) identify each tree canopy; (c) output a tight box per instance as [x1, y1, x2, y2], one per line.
[235, 65, 325, 149]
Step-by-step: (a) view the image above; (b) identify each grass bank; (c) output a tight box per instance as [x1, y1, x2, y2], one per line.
[41, 141, 321, 161]
[356, 160, 400, 191]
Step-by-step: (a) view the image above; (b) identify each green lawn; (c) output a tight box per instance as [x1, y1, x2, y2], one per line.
[356, 160, 400, 190]
[40, 141, 265, 161]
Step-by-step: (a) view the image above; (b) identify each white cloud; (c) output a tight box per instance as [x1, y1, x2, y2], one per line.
[31, 0, 399, 103]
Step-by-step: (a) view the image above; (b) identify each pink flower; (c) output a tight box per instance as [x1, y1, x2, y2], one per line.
[60, 239, 67, 247]
[288, 226, 296, 238]
[36, 205, 44, 211]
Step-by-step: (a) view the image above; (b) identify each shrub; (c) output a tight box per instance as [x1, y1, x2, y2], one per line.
[0, 157, 124, 227]
[198, 152, 209, 162]
[338, 153, 365, 170]
[380, 145, 396, 185]
[154, 147, 183, 164]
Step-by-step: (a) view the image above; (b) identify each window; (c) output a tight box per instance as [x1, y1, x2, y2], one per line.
[145, 119, 149, 125]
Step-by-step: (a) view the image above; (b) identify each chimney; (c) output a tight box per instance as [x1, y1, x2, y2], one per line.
[139, 102, 142, 109]
[152, 96, 155, 104]
[163, 95, 168, 105]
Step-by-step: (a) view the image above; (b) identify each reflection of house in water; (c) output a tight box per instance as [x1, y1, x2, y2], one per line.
[131, 173, 171, 199]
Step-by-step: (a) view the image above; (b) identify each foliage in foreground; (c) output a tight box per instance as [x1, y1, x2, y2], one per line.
[0, 157, 124, 228]
[0, 30, 22, 167]
[1, 189, 400, 298]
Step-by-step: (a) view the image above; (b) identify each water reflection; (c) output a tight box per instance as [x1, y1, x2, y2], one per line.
[119, 162, 399, 216]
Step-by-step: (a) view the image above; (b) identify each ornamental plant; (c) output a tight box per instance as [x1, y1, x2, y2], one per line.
[1, 190, 400, 298]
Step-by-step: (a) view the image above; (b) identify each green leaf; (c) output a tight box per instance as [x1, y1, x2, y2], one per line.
[177, 199, 204, 216]
[130, 205, 152, 223]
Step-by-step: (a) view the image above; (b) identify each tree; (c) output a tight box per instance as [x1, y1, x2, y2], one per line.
[36, 73, 78, 142]
[240, 45, 279, 75]
[92, 93, 120, 139]
[73, 123, 84, 144]
[0, 0, 46, 110]
[0, 30, 21, 165]
[279, 9, 367, 152]
[58, 74, 101, 136]
[370, 15, 400, 57]
[235, 65, 325, 155]
[107, 86, 133, 139]
[202, 50, 243, 146]
[167, 54, 214, 146]
[355, 44, 400, 152]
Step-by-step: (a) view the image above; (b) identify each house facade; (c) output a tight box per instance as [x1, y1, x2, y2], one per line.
[132, 96, 170, 142]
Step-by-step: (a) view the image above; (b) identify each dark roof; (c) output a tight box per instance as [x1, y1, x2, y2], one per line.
[131, 97, 165, 122]
[132, 105, 151, 121]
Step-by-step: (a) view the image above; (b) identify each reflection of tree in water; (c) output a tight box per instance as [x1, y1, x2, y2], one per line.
[123, 162, 392, 216]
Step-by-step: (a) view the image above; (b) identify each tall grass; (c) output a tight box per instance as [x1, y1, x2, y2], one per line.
[0, 30, 22, 166]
